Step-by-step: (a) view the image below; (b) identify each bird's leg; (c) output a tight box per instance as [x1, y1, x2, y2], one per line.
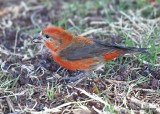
[72, 71, 92, 85]
[60, 71, 92, 84]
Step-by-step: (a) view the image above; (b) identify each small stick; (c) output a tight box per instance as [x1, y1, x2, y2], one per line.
[6, 97, 15, 113]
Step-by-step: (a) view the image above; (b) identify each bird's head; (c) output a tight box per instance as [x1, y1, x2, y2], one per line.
[32, 27, 73, 52]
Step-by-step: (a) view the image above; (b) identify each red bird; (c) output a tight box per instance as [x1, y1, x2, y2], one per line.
[33, 27, 147, 71]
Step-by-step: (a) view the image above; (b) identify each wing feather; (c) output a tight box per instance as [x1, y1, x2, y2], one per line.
[59, 37, 117, 60]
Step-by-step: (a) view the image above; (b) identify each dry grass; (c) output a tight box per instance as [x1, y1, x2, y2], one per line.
[0, 0, 160, 114]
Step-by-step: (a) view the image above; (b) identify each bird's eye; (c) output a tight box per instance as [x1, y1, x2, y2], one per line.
[45, 35, 50, 38]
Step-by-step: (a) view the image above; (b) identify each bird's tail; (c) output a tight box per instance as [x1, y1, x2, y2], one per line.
[94, 39, 148, 54]
[117, 46, 148, 54]
[94, 39, 149, 55]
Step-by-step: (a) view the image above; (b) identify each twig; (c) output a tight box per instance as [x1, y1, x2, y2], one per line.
[130, 96, 160, 113]
[134, 88, 160, 94]
[23, 100, 93, 114]
[79, 28, 102, 36]
[0, 90, 27, 99]
[6, 97, 15, 113]
[14, 28, 20, 55]
[75, 87, 108, 106]
[0, 46, 24, 57]
[90, 21, 108, 25]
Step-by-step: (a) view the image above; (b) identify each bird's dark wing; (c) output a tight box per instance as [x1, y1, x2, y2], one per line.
[58, 37, 119, 61]
[59, 36, 148, 61]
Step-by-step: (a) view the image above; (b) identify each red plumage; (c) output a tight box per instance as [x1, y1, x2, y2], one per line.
[33, 27, 147, 71]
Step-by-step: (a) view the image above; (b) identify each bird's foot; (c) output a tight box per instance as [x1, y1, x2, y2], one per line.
[60, 72, 85, 83]
[60, 72, 92, 86]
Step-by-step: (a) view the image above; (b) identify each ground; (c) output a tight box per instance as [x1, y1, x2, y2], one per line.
[0, 0, 160, 114]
